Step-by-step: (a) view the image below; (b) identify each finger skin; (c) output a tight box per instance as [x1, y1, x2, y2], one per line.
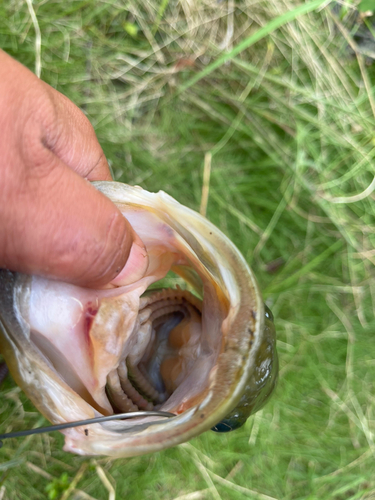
[0, 50, 146, 287]
[38, 82, 113, 182]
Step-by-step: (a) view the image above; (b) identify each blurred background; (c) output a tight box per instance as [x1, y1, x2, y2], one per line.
[0, 0, 374, 498]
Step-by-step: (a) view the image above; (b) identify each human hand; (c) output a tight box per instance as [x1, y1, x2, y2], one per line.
[0, 51, 148, 288]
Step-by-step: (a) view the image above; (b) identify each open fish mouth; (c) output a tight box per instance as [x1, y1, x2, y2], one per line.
[0, 182, 278, 457]
[106, 287, 204, 413]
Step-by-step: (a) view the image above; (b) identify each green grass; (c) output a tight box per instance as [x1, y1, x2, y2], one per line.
[1, 0, 375, 498]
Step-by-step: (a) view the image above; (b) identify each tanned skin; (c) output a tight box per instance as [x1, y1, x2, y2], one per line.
[0, 51, 147, 288]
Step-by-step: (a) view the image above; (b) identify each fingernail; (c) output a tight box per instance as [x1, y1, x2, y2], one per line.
[111, 238, 149, 286]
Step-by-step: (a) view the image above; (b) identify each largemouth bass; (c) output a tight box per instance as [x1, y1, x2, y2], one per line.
[0, 182, 277, 457]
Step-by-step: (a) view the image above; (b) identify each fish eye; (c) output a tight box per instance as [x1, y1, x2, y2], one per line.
[211, 414, 246, 433]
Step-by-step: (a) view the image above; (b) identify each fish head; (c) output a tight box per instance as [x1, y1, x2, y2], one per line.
[0, 182, 278, 457]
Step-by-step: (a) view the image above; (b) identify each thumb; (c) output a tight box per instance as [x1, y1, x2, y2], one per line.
[0, 159, 148, 288]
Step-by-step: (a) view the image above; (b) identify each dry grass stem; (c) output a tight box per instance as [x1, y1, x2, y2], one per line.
[173, 489, 212, 500]
[209, 470, 279, 500]
[92, 461, 115, 500]
[26, 461, 53, 480]
[249, 409, 263, 446]
[25, 0, 41, 77]
[200, 152, 212, 217]
[60, 462, 88, 500]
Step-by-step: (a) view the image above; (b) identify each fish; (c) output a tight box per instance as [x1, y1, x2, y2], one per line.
[0, 182, 278, 457]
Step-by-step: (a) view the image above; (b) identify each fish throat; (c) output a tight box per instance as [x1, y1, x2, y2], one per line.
[106, 288, 203, 414]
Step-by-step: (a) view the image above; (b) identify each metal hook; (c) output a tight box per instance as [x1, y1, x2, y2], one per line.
[0, 410, 176, 447]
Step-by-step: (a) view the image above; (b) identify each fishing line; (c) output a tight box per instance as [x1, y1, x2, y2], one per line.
[0, 410, 176, 448]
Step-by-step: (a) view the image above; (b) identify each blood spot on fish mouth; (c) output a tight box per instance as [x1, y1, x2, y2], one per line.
[84, 303, 98, 339]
